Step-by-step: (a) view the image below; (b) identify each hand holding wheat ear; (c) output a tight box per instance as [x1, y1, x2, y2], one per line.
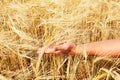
[38, 39, 120, 58]
[37, 42, 76, 54]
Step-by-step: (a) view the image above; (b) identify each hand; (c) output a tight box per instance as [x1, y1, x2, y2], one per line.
[37, 42, 76, 55]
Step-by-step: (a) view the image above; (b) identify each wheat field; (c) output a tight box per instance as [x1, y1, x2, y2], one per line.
[0, 0, 120, 80]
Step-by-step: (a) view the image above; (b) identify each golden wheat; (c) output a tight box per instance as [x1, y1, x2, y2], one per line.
[0, 0, 120, 80]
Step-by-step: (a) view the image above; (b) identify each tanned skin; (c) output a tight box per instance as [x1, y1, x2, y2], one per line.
[38, 39, 120, 58]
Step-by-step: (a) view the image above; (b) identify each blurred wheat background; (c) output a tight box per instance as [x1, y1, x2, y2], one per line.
[0, 0, 120, 80]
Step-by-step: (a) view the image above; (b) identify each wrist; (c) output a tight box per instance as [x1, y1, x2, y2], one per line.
[71, 44, 83, 55]
[69, 43, 77, 55]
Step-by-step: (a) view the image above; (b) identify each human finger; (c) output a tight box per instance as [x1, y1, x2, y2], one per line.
[37, 47, 47, 54]
[44, 47, 56, 53]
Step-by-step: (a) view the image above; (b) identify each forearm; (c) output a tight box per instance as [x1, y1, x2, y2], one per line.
[74, 39, 120, 57]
